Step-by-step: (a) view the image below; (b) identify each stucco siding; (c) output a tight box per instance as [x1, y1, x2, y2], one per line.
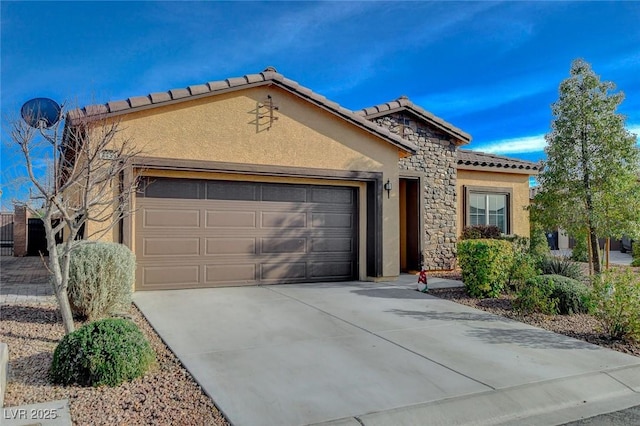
[457, 170, 531, 237]
[111, 86, 402, 278]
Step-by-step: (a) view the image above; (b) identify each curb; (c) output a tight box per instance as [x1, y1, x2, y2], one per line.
[0, 342, 7, 408]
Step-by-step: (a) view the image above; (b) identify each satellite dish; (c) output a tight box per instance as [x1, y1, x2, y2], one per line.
[20, 97, 61, 128]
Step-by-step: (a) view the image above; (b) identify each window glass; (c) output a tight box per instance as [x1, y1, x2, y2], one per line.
[470, 194, 486, 226]
[469, 192, 507, 233]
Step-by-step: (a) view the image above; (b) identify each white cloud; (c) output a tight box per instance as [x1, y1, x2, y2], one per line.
[475, 134, 547, 155]
[477, 123, 640, 156]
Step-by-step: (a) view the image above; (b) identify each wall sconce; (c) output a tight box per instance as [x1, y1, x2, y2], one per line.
[383, 179, 392, 199]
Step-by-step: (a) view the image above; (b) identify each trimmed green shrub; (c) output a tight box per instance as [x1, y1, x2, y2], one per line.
[592, 268, 640, 342]
[505, 236, 538, 290]
[632, 242, 640, 260]
[515, 274, 590, 315]
[50, 318, 155, 387]
[460, 225, 502, 240]
[457, 239, 513, 298]
[539, 256, 584, 281]
[64, 241, 136, 320]
[515, 275, 558, 315]
[632, 258, 640, 267]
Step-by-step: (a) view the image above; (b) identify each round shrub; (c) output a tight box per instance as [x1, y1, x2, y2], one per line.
[64, 241, 136, 320]
[549, 275, 591, 314]
[516, 274, 590, 315]
[50, 318, 155, 387]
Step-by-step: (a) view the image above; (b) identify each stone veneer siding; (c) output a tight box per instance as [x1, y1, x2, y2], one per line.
[371, 113, 458, 270]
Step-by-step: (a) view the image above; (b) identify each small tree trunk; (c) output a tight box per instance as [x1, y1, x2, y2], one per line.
[56, 287, 75, 334]
[587, 233, 594, 276]
[605, 238, 610, 270]
[590, 229, 601, 274]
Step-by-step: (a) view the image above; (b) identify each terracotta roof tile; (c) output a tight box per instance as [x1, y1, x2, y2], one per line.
[457, 149, 541, 173]
[169, 88, 190, 99]
[128, 96, 151, 108]
[150, 92, 171, 103]
[107, 100, 130, 112]
[65, 66, 418, 155]
[359, 96, 471, 145]
[226, 77, 247, 87]
[188, 84, 209, 96]
[245, 74, 265, 84]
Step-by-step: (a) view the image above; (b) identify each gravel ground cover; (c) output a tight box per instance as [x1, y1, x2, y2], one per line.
[429, 268, 640, 358]
[1, 303, 229, 425]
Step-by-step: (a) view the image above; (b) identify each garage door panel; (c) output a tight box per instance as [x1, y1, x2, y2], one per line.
[141, 265, 200, 287]
[143, 237, 200, 256]
[206, 181, 258, 201]
[311, 187, 354, 204]
[262, 185, 307, 202]
[261, 238, 306, 254]
[261, 212, 306, 228]
[261, 263, 307, 280]
[205, 264, 257, 283]
[144, 208, 201, 228]
[312, 213, 353, 228]
[136, 179, 357, 290]
[311, 262, 353, 278]
[206, 211, 257, 228]
[311, 238, 353, 253]
[206, 238, 256, 255]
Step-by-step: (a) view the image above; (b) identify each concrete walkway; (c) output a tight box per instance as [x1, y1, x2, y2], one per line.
[134, 277, 640, 426]
[1, 256, 55, 305]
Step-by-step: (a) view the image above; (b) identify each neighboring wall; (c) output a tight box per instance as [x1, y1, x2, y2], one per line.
[457, 169, 531, 237]
[370, 113, 458, 270]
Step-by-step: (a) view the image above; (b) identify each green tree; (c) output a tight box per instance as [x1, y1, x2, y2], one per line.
[533, 59, 640, 274]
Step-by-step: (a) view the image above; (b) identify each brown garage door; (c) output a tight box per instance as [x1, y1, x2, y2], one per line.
[135, 178, 358, 290]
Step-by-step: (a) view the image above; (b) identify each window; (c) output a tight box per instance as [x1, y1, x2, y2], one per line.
[465, 186, 511, 234]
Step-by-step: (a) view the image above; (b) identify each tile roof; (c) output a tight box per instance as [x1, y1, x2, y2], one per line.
[457, 149, 541, 174]
[357, 95, 472, 146]
[66, 66, 418, 155]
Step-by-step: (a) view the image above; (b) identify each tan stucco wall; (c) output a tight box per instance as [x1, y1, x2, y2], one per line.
[110, 85, 403, 278]
[457, 169, 531, 237]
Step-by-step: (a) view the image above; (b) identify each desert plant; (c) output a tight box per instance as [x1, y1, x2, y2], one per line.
[539, 256, 584, 281]
[505, 236, 538, 290]
[515, 275, 558, 315]
[64, 241, 136, 321]
[591, 268, 640, 342]
[460, 225, 502, 240]
[571, 235, 589, 263]
[457, 239, 513, 298]
[529, 223, 551, 265]
[50, 318, 155, 387]
[515, 274, 589, 315]
[551, 276, 592, 314]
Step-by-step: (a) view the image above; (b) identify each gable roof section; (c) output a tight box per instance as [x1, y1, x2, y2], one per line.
[66, 67, 418, 155]
[458, 149, 541, 174]
[357, 95, 472, 146]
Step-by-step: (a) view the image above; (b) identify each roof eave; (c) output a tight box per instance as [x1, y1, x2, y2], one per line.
[456, 163, 540, 175]
[360, 105, 471, 146]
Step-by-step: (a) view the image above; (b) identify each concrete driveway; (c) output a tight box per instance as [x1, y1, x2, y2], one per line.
[134, 279, 640, 426]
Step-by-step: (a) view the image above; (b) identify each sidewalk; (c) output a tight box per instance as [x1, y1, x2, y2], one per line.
[1, 256, 55, 305]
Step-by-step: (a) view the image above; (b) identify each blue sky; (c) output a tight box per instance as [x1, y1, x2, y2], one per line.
[2, 1, 639, 209]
